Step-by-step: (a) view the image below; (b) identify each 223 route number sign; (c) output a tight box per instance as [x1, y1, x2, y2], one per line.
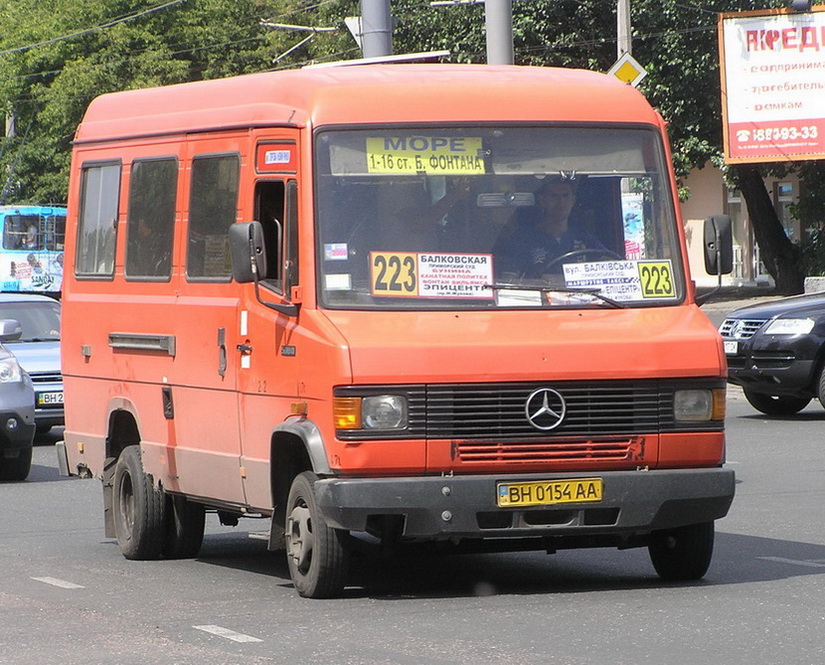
[370, 252, 494, 299]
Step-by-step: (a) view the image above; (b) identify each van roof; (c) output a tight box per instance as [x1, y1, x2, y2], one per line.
[75, 64, 660, 144]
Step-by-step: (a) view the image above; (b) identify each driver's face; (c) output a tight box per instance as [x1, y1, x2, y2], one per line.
[536, 182, 576, 233]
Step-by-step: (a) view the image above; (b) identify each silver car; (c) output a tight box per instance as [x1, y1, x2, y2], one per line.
[0, 293, 62, 434]
[0, 319, 35, 480]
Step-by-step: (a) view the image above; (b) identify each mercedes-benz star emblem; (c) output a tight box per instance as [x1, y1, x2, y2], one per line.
[525, 388, 567, 431]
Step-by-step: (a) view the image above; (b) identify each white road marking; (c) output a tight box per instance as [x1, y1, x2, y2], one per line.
[758, 557, 825, 569]
[31, 576, 85, 589]
[193, 625, 263, 643]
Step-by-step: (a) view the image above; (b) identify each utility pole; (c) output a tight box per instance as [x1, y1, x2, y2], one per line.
[360, 0, 393, 58]
[617, 0, 631, 57]
[485, 0, 514, 64]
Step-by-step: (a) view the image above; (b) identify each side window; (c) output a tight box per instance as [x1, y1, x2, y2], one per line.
[76, 162, 121, 277]
[126, 158, 178, 280]
[186, 154, 239, 281]
[253, 180, 286, 288]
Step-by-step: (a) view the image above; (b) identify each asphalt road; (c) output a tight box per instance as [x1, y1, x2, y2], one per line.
[3, 377, 825, 664]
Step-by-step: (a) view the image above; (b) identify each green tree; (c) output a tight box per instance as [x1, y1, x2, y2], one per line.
[0, 0, 285, 203]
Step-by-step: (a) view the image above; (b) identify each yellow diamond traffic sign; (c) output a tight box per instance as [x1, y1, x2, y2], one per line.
[607, 52, 647, 87]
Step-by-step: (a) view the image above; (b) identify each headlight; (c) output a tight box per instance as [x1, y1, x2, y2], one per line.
[0, 357, 22, 383]
[765, 318, 815, 335]
[334, 395, 408, 430]
[362, 395, 407, 429]
[674, 388, 726, 422]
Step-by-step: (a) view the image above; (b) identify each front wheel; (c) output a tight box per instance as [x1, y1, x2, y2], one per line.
[648, 521, 714, 581]
[743, 389, 811, 416]
[285, 471, 350, 598]
[113, 445, 166, 560]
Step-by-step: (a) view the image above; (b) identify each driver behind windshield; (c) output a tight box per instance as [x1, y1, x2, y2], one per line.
[493, 176, 608, 280]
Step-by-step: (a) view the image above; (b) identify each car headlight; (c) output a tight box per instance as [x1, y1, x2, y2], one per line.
[334, 395, 408, 430]
[764, 318, 815, 335]
[674, 388, 726, 422]
[0, 356, 23, 383]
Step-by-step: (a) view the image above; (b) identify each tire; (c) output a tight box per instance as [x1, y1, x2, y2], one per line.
[0, 446, 32, 481]
[163, 494, 205, 559]
[649, 521, 714, 581]
[113, 445, 166, 560]
[817, 367, 825, 409]
[743, 389, 811, 416]
[35, 424, 52, 436]
[285, 471, 350, 598]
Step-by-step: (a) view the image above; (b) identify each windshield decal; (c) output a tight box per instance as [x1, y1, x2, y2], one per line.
[366, 137, 485, 175]
[370, 251, 494, 298]
[562, 259, 676, 301]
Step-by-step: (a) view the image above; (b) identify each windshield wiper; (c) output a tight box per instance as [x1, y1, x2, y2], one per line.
[484, 283, 626, 309]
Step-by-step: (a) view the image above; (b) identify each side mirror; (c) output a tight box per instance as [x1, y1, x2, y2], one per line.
[703, 215, 733, 276]
[228, 221, 298, 317]
[229, 221, 268, 284]
[0, 319, 23, 342]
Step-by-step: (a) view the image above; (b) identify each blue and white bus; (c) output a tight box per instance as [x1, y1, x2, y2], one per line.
[0, 205, 65, 293]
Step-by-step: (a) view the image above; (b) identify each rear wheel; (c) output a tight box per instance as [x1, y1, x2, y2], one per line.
[285, 471, 350, 598]
[743, 389, 811, 416]
[649, 521, 714, 581]
[113, 445, 166, 560]
[163, 494, 205, 559]
[0, 446, 32, 481]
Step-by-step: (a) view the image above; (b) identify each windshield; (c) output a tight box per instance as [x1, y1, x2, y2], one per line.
[315, 126, 684, 309]
[0, 300, 61, 342]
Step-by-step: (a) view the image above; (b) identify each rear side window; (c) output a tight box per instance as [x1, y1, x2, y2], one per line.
[126, 158, 178, 280]
[76, 162, 120, 277]
[186, 154, 239, 281]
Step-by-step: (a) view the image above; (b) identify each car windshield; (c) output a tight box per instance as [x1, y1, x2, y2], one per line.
[0, 300, 61, 342]
[315, 126, 684, 310]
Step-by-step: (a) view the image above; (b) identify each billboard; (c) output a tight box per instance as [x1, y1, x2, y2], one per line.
[719, 6, 825, 163]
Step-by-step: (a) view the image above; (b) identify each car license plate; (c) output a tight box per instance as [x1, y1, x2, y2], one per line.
[37, 391, 64, 406]
[723, 340, 738, 355]
[497, 478, 603, 508]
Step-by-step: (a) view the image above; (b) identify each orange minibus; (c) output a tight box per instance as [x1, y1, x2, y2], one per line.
[57, 64, 734, 597]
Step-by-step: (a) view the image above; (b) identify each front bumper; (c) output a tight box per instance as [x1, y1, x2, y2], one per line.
[315, 467, 735, 541]
[724, 338, 818, 396]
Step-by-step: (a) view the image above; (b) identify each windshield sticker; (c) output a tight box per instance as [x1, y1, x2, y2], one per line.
[325, 273, 352, 291]
[324, 243, 349, 261]
[366, 137, 485, 175]
[370, 251, 493, 298]
[562, 260, 677, 301]
[495, 289, 543, 307]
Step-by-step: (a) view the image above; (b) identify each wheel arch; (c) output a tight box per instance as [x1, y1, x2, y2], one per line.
[267, 417, 331, 550]
[102, 402, 143, 538]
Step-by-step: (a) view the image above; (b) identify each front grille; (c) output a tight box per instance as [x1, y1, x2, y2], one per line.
[719, 318, 767, 339]
[426, 382, 668, 438]
[29, 371, 62, 385]
[335, 379, 720, 441]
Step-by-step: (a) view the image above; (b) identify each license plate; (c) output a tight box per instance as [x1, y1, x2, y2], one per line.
[37, 391, 64, 406]
[723, 340, 738, 355]
[497, 478, 603, 508]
